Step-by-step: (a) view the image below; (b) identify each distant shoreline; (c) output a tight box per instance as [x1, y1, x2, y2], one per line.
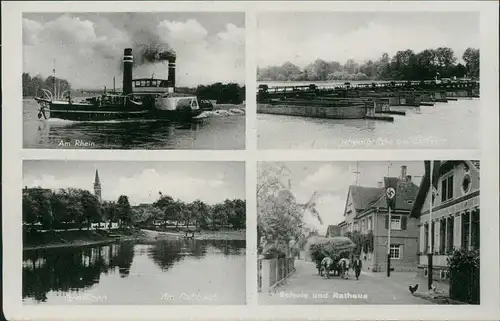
[23, 228, 246, 251]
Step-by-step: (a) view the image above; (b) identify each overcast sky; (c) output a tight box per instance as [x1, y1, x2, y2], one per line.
[23, 12, 245, 88]
[259, 161, 424, 234]
[257, 11, 479, 68]
[23, 161, 245, 205]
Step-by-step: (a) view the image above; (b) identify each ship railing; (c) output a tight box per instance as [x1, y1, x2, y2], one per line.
[41, 88, 53, 102]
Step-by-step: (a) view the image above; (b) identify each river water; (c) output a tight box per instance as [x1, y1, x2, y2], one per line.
[23, 99, 245, 150]
[258, 99, 479, 149]
[23, 239, 246, 305]
[257, 81, 479, 149]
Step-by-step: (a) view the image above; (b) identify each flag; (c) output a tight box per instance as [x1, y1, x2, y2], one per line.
[384, 177, 398, 211]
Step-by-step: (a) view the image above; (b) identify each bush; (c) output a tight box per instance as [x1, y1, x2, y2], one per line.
[447, 248, 480, 304]
[262, 246, 286, 259]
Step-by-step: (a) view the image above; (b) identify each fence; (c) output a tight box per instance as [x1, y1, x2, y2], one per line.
[258, 257, 295, 293]
[449, 265, 480, 304]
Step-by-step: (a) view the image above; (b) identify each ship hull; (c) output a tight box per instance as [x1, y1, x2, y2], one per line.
[43, 102, 202, 122]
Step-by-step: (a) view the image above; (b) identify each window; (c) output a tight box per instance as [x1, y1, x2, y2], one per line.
[446, 217, 454, 252]
[390, 216, 401, 230]
[423, 224, 429, 253]
[440, 218, 446, 254]
[140, 80, 146, 87]
[151, 80, 158, 86]
[471, 209, 479, 250]
[461, 212, 470, 250]
[462, 174, 471, 194]
[441, 175, 454, 202]
[390, 244, 401, 259]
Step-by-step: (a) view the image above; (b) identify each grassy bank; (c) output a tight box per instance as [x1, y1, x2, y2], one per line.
[23, 228, 146, 251]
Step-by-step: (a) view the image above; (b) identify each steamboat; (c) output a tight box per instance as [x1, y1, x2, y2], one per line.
[35, 48, 203, 121]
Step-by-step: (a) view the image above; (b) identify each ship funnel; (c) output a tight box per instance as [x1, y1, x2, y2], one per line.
[122, 48, 133, 95]
[168, 56, 176, 89]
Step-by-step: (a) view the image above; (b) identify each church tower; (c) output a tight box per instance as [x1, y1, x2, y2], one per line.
[94, 170, 102, 203]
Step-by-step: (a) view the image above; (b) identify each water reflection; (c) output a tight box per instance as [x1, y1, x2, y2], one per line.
[23, 239, 245, 304]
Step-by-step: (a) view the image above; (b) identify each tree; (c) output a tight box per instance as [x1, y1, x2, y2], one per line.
[462, 48, 480, 79]
[257, 162, 304, 257]
[434, 47, 457, 78]
[102, 201, 118, 228]
[116, 195, 132, 227]
[80, 190, 101, 230]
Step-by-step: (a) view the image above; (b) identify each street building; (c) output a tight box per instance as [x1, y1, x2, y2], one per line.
[410, 160, 480, 280]
[338, 165, 420, 272]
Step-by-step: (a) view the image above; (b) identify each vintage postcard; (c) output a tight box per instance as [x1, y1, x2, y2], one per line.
[2, 1, 499, 321]
[22, 12, 246, 150]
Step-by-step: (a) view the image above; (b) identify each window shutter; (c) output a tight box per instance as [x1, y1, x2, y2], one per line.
[402, 216, 407, 230]
[385, 215, 389, 229]
[399, 244, 403, 259]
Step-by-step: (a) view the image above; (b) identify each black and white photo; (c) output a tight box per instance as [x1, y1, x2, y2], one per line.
[258, 161, 480, 305]
[257, 12, 480, 149]
[22, 161, 246, 305]
[23, 12, 245, 149]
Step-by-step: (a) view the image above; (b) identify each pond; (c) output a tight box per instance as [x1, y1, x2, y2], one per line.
[23, 239, 246, 305]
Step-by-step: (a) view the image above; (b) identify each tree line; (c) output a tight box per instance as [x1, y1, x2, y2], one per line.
[22, 187, 245, 232]
[177, 82, 246, 105]
[133, 194, 246, 230]
[23, 72, 246, 105]
[23, 73, 71, 98]
[257, 47, 480, 82]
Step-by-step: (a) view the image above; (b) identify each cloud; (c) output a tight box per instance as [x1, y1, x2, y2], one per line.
[257, 16, 479, 67]
[23, 14, 244, 88]
[290, 162, 425, 232]
[25, 168, 232, 206]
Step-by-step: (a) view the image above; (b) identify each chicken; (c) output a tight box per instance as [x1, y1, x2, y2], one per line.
[409, 284, 419, 294]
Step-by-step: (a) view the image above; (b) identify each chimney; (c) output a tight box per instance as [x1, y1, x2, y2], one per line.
[122, 48, 133, 95]
[400, 165, 407, 180]
[377, 181, 383, 188]
[406, 175, 412, 182]
[168, 56, 176, 89]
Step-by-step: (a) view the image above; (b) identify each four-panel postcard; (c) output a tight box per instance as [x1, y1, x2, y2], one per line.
[2, 1, 499, 321]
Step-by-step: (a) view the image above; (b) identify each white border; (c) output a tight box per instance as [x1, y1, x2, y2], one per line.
[2, 1, 499, 320]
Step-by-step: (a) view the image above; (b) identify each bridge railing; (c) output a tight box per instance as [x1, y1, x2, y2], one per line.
[258, 257, 296, 293]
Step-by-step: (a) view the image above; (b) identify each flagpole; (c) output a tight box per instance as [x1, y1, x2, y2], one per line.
[387, 206, 391, 277]
[428, 160, 434, 290]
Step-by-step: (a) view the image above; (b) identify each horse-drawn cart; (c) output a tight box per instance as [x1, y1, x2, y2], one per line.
[307, 236, 355, 279]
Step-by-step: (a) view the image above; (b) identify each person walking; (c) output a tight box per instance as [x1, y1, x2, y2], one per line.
[353, 256, 362, 280]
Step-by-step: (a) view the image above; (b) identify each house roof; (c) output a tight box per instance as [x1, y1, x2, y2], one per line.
[410, 160, 479, 218]
[347, 177, 419, 218]
[370, 177, 420, 211]
[350, 185, 384, 211]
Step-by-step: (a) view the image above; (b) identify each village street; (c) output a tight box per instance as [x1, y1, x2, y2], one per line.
[259, 260, 438, 305]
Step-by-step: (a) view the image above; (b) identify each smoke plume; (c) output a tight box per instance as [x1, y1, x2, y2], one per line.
[136, 43, 176, 64]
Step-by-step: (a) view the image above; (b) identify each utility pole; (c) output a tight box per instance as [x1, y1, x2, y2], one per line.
[352, 161, 360, 185]
[428, 161, 434, 290]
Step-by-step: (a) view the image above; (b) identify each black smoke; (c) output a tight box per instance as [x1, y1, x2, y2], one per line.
[135, 42, 176, 65]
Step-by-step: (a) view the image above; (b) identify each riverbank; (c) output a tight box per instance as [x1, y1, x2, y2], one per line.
[23, 228, 146, 251]
[142, 228, 246, 241]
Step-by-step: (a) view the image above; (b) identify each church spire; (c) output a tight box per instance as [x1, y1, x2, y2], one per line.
[94, 169, 102, 203]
